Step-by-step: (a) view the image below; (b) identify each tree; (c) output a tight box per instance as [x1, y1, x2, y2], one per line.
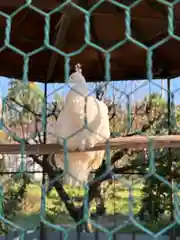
[107, 92, 180, 225]
[0, 80, 52, 233]
[1, 78, 180, 233]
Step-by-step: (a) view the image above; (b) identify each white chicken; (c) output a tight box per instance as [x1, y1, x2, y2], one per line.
[54, 64, 110, 186]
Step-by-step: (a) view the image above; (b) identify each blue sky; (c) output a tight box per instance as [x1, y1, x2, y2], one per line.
[1, 76, 180, 105]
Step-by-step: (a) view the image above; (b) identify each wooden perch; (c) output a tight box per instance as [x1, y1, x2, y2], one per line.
[0, 135, 180, 154]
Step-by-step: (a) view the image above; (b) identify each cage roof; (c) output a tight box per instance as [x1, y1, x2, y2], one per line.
[0, 0, 180, 83]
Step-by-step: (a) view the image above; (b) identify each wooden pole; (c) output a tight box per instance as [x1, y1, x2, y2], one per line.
[1, 135, 180, 154]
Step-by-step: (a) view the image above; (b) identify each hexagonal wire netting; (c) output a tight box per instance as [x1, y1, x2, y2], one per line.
[1, 0, 180, 239]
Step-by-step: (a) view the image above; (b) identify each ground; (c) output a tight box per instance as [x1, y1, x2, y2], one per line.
[2, 180, 177, 235]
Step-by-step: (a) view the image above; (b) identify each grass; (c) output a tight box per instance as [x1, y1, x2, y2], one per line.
[1, 180, 178, 234]
[6, 181, 143, 228]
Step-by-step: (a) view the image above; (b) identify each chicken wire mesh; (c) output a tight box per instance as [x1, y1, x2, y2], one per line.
[1, 0, 180, 239]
